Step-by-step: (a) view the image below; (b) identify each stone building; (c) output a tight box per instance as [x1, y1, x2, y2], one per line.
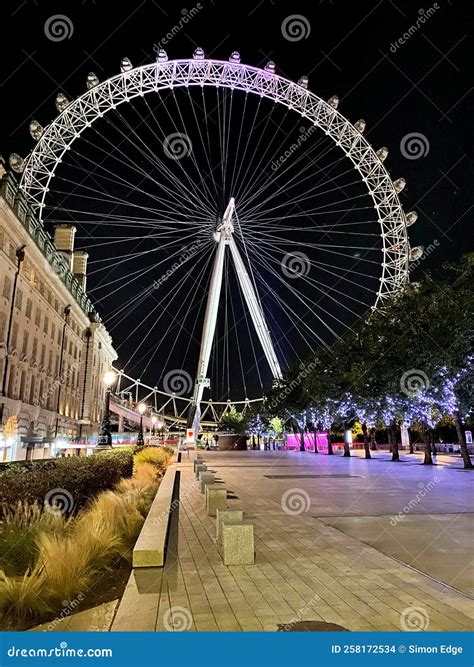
[0, 167, 117, 461]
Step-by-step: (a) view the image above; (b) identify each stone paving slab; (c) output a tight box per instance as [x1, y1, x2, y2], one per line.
[124, 451, 473, 632]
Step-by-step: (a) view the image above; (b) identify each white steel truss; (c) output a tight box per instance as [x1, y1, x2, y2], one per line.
[189, 198, 282, 435]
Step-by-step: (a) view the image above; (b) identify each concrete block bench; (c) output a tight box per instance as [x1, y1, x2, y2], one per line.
[222, 522, 254, 566]
[195, 463, 207, 479]
[205, 485, 227, 516]
[132, 465, 177, 568]
[199, 471, 215, 493]
[216, 509, 244, 545]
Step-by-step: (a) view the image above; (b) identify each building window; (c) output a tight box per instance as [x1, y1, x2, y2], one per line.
[0, 312, 6, 341]
[35, 308, 41, 327]
[29, 376, 36, 404]
[19, 371, 27, 402]
[40, 344, 46, 367]
[22, 330, 29, 356]
[51, 323, 56, 342]
[15, 289, 23, 311]
[11, 322, 18, 349]
[32, 337, 38, 360]
[25, 298, 32, 319]
[43, 316, 49, 335]
[3, 276, 12, 300]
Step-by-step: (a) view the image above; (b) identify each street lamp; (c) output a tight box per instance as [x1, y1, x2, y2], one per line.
[96, 370, 117, 449]
[151, 414, 157, 437]
[137, 402, 146, 447]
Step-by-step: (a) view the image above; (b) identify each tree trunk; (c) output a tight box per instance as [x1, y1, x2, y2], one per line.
[422, 422, 433, 464]
[295, 427, 305, 452]
[370, 427, 377, 450]
[327, 430, 334, 455]
[390, 421, 400, 462]
[361, 422, 371, 459]
[387, 426, 393, 453]
[430, 429, 437, 456]
[343, 422, 351, 457]
[408, 428, 414, 454]
[453, 413, 473, 470]
[313, 428, 318, 453]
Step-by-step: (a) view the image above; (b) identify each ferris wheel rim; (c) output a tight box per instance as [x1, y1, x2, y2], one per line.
[18, 56, 411, 411]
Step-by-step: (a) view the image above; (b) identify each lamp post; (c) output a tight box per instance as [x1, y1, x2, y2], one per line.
[96, 370, 117, 449]
[137, 402, 146, 447]
[156, 419, 164, 444]
[151, 415, 157, 438]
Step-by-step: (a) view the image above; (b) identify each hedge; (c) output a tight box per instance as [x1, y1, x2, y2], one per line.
[0, 450, 134, 514]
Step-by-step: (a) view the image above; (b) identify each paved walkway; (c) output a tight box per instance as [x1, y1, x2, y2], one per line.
[112, 450, 472, 632]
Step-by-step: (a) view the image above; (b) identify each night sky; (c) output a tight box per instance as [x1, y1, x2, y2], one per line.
[2, 0, 473, 401]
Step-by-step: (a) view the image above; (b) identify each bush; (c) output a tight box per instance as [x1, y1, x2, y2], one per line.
[134, 447, 172, 474]
[0, 450, 133, 513]
[0, 502, 70, 576]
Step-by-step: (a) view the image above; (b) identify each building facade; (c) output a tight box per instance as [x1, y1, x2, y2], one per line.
[0, 167, 117, 461]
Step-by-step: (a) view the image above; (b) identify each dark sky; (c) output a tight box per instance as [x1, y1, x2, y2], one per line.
[2, 0, 473, 401]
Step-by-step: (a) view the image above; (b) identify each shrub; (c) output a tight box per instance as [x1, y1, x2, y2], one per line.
[0, 450, 133, 513]
[0, 502, 70, 576]
[0, 567, 49, 628]
[134, 447, 172, 474]
[0, 449, 160, 628]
